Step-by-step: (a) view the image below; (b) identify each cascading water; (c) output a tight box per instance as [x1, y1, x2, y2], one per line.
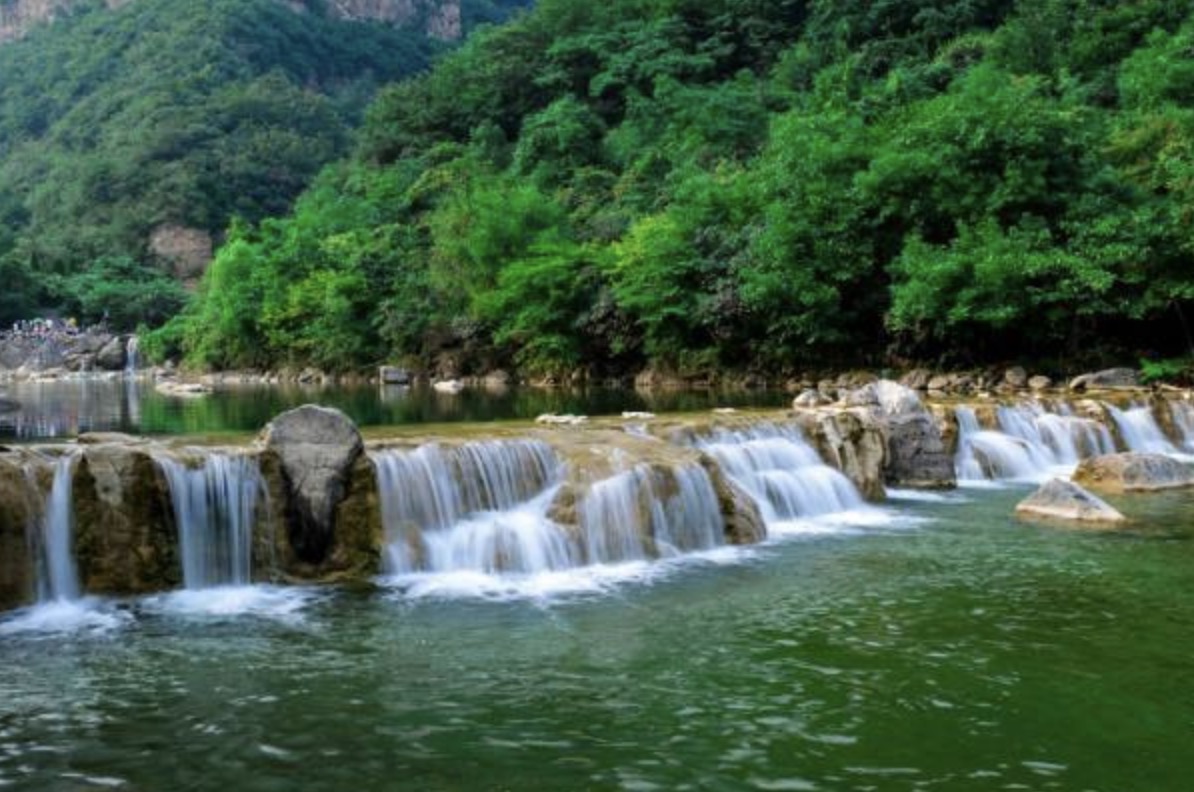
[955, 407, 1048, 482]
[1104, 402, 1179, 455]
[997, 404, 1114, 467]
[124, 336, 139, 376]
[373, 440, 573, 575]
[37, 455, 81, 602]
[577, 463, 726, 563]
[157, 454, 262, 588]
[373, 440, 730, 577]
[697, 425, 864, 526]
[1170, 400, 1194, 452]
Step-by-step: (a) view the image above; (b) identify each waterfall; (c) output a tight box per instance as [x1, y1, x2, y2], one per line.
[157, 454, 262, 588]
[373, 440, 728, 576]
[996, 404, 1114, 467]
[1170, 400, 1194, 452]
[955, 407, 1048, 482]
[955, 402, 1117, 483]
[37, 455, 81, 602]
[124, 336, 139, 376]
[1104, 402, 1179, 454]
[373, 440, 574, 575]
[577, 463, 725, 563]
[697, 424, 864, 525]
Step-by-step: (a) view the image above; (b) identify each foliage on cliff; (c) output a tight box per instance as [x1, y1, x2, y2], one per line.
[162, 0, 1194, 373]
[0, 0, 530, 327]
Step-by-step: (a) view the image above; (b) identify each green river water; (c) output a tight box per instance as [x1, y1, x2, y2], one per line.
[2, 485, 1192, 791]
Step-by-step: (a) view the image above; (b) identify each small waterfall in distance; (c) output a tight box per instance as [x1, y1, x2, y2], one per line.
[697, 424, 864, 526]
[124, 336, 139, 376]
[38, 455, 81, 602]
[157, 454, 262, 588]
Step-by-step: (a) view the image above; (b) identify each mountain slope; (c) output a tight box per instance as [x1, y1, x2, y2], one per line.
[0, 0, 530, 326]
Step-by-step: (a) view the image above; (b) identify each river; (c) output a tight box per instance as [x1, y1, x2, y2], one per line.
[1, 483, 1192, 790]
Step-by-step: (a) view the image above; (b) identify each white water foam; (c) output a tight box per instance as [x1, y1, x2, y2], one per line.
[141, 585, 317, 621]
[0, 599, 130, 637]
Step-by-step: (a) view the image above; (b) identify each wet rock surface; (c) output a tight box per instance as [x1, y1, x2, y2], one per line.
[259, 405, 364, 567]
[1015, 479, 1126, 524]
[1073, 453, 1194, 493]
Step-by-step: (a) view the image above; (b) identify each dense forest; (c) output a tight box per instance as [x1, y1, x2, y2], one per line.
[20, 0, 1194, 378]
[0, 0, 529, 329]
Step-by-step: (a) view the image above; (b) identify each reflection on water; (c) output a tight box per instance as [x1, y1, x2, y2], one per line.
[0, 379, 790, 440]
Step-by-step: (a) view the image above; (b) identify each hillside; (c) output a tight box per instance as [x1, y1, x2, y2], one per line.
[0, 0, 530, 328]
[160, 0, 1194, 378]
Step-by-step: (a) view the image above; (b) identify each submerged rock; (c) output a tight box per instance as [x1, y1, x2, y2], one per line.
[1073, 453, 1194, 493]
[259, 405, 364, 566]
[1015, 479, 1126, 524]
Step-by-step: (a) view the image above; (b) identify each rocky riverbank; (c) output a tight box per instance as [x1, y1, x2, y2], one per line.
[0, 328, 134, 380]
[3, 380, 1192, 611]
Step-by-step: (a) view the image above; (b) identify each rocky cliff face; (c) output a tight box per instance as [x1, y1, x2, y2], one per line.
[0, 0, 462, 45]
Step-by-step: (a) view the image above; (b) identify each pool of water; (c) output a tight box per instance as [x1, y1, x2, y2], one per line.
[0, 379, 789, 441]
[2, 486, 1192, 791]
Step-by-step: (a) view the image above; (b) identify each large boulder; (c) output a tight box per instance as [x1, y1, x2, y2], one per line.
[883, 412, 957, 489]
[0, 454, 37, 610]
[95, 337, 127, 371]
[1015, 478, 1125, 524]
[1068, 368, 1139, 392]
[73, 444, 179, 594]
[259, 406, 364, 566]
[1072, 453, 1194, 493]
[795, 410, 887, 501]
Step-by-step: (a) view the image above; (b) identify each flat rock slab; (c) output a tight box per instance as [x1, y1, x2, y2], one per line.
[1073, 452, 1194, 492]
[1015, 478, 1126, 524]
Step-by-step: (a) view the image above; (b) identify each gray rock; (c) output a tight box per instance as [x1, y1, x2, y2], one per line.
[379, 366, 411, 385]
[792, 389, 827, 409]
[1004, 366, 1028, 388]
[260, 406, 363, 563]
[874, 380, 924, 416]
[843, 384, 880, 408]
[927, 374, 952, 392]
[899, 369, 933, 390]
[95, 337, 127, 371]
[1015, 478, 1125, 524]
[1073, 452, 1194, 492]
[883, 412, 957, 489]
[1068, 368, 1139, 391]
[1028, 375, 1053, 391]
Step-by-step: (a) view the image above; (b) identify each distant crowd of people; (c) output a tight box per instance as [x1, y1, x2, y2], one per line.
[3, 316, 98, 341]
